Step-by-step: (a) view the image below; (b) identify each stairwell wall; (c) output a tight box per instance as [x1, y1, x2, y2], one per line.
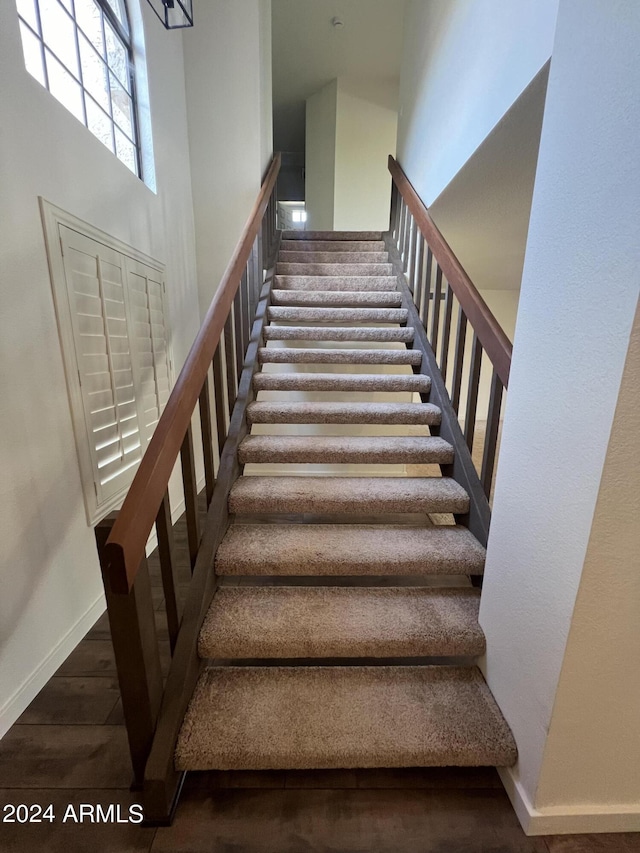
[0, 1, 200, 736]
[396, 0, 559, 207]
[182, 0, 273, 320]
[479, 0, 640, 833]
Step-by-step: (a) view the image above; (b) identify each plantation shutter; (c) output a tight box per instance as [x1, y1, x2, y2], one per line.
[60, 226, 144, 506]
[53, 222, 171, 523]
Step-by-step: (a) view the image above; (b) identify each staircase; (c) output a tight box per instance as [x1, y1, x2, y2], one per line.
[173, 231, 517, 773]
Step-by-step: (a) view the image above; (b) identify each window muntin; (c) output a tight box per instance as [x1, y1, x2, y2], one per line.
[16, 0, 142, 177]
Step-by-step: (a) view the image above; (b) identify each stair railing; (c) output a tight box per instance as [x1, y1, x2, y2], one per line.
[387, 155, 512, 539]
[94, 153, 280, 823]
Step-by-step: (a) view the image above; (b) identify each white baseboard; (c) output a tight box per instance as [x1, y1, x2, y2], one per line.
[1, 473, 206, 740]
[499, 767, 640, 835]
[0, 594, 106, 739]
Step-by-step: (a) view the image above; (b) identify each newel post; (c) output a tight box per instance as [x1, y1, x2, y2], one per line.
[95, 514, 164, 788]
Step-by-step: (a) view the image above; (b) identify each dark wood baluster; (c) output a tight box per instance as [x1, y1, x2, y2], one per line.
[402, 213, 412, 272]
[241, 267, 251, 350]
[422, 247, 433, 329]
[414, 235, 425, 312]
[155, 491, 182, 653]
[390, 183, 399, 239]
[212, 343, 227, 462]
[398, 200, 407, 258]
[224, 313, 237, 411]
[180, 423, 200, 570]
[430, 265, 443, 351]
[451, 306, 468, 414]
[439, 284, 454, 381]
[464, 333, 483, 452]
[198, 377, 215, 506]
[481, 370, 504, 498]
[95, 516, 163, 786]
[251, 238, 261, 309]
[233, 288, 243, 384]
[408, 220, 419, 294]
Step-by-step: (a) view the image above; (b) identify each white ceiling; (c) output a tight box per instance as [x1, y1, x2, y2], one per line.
[272, 0, 405, 152]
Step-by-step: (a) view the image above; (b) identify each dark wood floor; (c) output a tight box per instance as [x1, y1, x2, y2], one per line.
[1, 505, 638, 852]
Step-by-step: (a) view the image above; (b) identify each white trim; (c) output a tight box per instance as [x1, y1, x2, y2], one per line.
[499, 767, 640, 835]
[40, 198, 173, 526]
[0, 595, 106, 739]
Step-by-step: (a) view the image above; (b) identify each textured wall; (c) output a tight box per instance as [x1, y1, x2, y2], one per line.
[479, 0, 640, 833]
[0, 0, 200, 735]
[397, 0, 559, 205]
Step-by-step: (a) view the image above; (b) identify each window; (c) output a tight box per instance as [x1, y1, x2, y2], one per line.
[291, 209, 307, 223]
[17, 0, 142, 177]
[41, 201, 172, 524]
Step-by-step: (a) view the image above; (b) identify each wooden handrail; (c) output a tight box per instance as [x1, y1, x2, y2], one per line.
[105, 153, 281, 593]
[388, 155, 512, 387]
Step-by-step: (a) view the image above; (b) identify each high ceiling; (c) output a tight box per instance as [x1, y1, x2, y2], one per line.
[272, 0, 405, 153]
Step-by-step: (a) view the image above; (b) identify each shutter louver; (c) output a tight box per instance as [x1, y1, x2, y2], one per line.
[126, 259, 171, 445]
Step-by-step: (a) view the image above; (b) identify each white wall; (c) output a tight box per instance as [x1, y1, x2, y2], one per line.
[0, 1, 200, 736]
[333, 79, 397, 232]
[183, 0, 273, 319]
[305, 79, 338, 231]
[479, 0, 640, 834]
[397, 0, 559, 206]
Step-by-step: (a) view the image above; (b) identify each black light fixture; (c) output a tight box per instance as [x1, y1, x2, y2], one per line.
[146, 0, 193, 29]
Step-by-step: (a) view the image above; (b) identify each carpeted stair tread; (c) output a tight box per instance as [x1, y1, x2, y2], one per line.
[257, 348, 422, 366]
[279, 251, 389, 264]
[238, 435, 453, 465]
[253, 372, 430, 393]
[277, 263, 394, 276]
[215, 524, 485, 576]
[198, 587, 485, 659]
[271, 290, 402, 307]
[246, 401, 441, 425]
[174, 665, 517, 770]
[282, 230, 383, 240]
[280, 240, 386, 252]
[267, 306, 408, 323]
[263, 326, 415, 342]
[274, 275, 399, 291]
[228, 476, 470, 515]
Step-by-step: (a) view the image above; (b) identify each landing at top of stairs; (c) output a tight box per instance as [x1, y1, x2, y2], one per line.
[281, 230, 383, 240]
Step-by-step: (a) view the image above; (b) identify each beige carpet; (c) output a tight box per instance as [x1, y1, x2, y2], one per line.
[175, 231, 516, 776]
[198, 587, 484, 659]
[215, 524, 486, 577]
[247, 401, 439, 425]
[229, 476, 469, 515]
[175, 666, 517, 771]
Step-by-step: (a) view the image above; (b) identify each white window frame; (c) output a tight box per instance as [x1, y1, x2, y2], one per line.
[40, 198, 173, 525]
